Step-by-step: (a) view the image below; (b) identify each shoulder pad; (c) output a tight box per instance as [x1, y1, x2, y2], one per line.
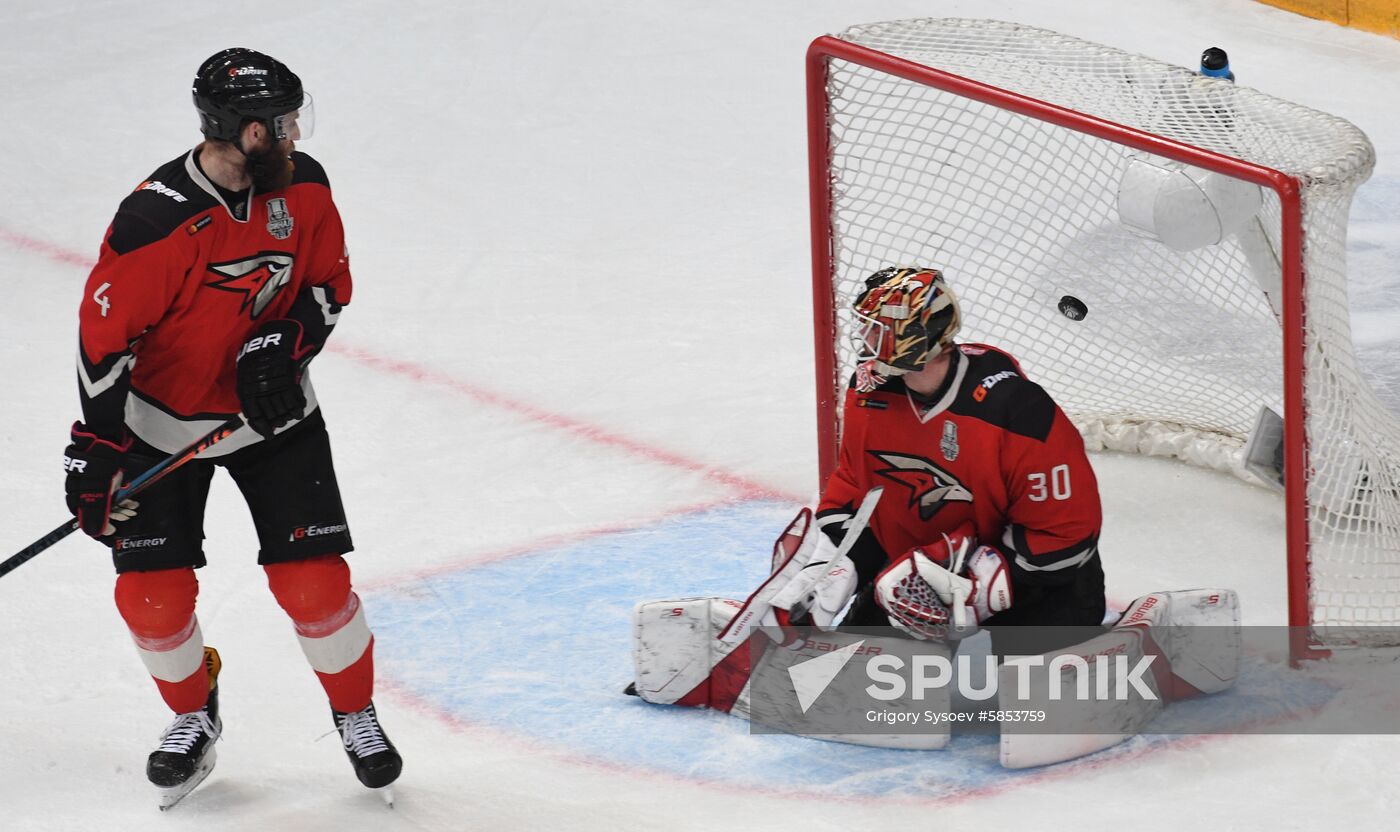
[951, 348, 1057, 441]
[107, 154, 216, 254]
[958, 343, 1022, 370]
[289, 152, 330, 188]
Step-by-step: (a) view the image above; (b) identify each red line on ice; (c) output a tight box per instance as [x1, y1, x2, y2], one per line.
[0, 225, 798, 503]
[0, 226, 92, 268]
[326, 343, 795, 501]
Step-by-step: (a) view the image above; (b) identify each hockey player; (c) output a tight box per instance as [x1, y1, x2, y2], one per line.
[805, 266, 1107, 654]
[62, 48, 400, 806]
[629, 268, 1243, 767]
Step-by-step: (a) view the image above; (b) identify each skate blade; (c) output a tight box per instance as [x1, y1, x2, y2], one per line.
[378, 786, 395, 809]
[157, 747, 217, 811]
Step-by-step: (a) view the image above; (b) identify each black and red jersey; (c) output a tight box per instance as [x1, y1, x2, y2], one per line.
[78, 147, 351, 456]
[818, 344, 1102, 590]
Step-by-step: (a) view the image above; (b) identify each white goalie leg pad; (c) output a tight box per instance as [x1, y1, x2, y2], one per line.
[998, 588, 1240, 769]
[632, 598, 950, 749]
[1114, 588, 1241, 696]
[632, 597, 745, 706]
[747, 631, 952, 751]
[997, 625, 1162, 769]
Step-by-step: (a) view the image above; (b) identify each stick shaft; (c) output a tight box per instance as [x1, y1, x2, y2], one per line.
[0, 417, 244, 579]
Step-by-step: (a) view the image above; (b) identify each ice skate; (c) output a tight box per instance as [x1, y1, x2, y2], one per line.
[149, 647, 222, 810]
[332, 700, 402, 801]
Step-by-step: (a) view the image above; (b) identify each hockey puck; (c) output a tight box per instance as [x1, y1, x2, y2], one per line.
[1058, 295, 1088, 321]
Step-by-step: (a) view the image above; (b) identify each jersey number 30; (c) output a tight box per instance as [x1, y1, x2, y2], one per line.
[1027, 465, 1072, 501]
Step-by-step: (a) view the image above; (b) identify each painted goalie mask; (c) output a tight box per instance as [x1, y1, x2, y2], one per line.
[850, 267, 962, 393]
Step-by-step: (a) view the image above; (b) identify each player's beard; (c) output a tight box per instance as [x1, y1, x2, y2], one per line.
[248, 144, 295, 192]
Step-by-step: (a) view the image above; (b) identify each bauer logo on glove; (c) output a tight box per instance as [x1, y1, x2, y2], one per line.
[236, 319, 312, 437]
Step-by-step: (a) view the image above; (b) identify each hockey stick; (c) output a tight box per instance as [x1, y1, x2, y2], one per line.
[0, 416, 245, 579]
[783, 485, 884, 626]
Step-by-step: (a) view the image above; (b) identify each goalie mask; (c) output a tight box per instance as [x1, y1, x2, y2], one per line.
[851, 267, 962, 392]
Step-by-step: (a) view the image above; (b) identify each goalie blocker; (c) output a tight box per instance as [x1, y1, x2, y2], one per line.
[630, 588, 1240, 768]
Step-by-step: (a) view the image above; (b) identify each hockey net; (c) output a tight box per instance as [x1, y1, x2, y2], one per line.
[807, 19, 1398, 646]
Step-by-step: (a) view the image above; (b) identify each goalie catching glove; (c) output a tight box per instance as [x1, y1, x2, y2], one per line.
[875, 522, 1012, 639]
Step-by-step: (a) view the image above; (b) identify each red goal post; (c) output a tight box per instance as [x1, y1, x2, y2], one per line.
[804, 19, 1383, 652]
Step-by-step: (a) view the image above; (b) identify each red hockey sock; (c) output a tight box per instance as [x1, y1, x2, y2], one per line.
[316, 637, 375, 713]
[264, 555, 375, 713]
[114, 568, 210, 714]
[156, 663, 216, 715]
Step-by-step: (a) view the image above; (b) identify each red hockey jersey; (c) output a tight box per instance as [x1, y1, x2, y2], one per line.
[818, 344, 1102, 587]
[77, 148, 350, 456]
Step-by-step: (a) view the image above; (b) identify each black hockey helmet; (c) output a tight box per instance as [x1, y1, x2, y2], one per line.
[192, 48, 312, 143]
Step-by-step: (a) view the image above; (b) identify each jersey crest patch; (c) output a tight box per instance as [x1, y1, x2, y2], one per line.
[940, 421, 959, 461]
[868, 450, 972, 520]
[266, 198, 294, 240]
[206, 252, 295, 319]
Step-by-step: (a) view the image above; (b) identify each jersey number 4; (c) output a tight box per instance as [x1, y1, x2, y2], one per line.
[93, 282, 112, 317]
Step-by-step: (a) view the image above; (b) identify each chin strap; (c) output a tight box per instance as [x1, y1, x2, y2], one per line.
[232, 116, 278, 157]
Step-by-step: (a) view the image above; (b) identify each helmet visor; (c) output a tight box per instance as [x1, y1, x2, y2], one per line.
[271, 93, 315, 141]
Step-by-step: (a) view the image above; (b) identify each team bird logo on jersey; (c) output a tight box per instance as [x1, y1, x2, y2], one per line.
[206, 252, 295, 319]
[868, 450, 973, 520]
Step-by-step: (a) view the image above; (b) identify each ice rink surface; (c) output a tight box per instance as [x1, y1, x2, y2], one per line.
[2, 0, 1400, 829]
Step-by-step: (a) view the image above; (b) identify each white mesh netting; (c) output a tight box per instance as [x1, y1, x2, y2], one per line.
[818, 19, 1399, 635]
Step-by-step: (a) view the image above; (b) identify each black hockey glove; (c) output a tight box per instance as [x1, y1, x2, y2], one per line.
[236, 320, 310, 437]
[64, 423, 134, 538]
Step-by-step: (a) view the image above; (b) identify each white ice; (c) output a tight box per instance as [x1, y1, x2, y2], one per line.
[2, 0, 1399, 829]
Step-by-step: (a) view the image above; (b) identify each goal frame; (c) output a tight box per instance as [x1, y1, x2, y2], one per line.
[804, 35, 1315, 642]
